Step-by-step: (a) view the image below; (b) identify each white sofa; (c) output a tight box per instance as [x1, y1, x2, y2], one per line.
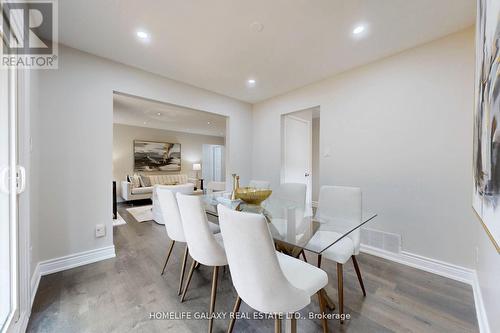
[121, 174, 195, 201]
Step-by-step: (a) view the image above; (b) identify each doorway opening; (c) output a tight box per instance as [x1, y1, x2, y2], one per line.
[111, 92, 227, 228]
[281, 106, 320, 214]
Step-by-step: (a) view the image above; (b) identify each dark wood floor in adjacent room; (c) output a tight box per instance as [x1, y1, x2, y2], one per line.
[27, 204, 479, 333]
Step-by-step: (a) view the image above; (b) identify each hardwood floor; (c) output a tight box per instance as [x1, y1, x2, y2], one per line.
[27, 204, 479, 332]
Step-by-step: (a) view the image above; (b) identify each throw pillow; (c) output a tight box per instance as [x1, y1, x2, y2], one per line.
[129, 174, 141, 188]
[140, 175, 151, 187]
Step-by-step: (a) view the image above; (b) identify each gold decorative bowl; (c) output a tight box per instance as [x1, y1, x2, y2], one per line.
[235, 187, 272, 205]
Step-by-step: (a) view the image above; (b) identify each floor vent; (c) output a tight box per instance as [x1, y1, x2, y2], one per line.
[361, 228, 401, 254]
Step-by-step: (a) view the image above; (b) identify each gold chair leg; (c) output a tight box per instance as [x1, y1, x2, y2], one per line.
[316, 291, 328, 333]
[227, 295, 242, 333]
[274, 317, 282, 333]
[178, 245, 189, 295]
[321, 289, 335, 311]
[208, 266, 219, 333]
[352, 256, 366, 296]
[290, 315, 297, 333]
[300, 250, 307, 263]
[337, 263, 344, 324]
[180, 260, 197, 302]
[161, 240, 175, 275]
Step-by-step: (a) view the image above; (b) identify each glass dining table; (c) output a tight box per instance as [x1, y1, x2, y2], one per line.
[202, 191, 377, 264]
[202, 190, 377, 327]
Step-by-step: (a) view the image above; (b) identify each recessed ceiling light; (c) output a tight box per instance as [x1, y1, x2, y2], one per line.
[247, 79, 256, 87]
[352, 24, 368, 37]
[207, 121, 211, 125]
[352, 26, 364, 35]
[143, 121, 147, 125]
[250, 21, 264, 32]
[136, 30, 150, 41]
[157, 112, 161, 116]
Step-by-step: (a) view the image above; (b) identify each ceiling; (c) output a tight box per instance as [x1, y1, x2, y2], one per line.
[59, 0, 475, 103]
[113, 93, 227, 137]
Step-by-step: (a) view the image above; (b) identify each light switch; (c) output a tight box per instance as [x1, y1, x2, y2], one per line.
[95, 224, 106, 238]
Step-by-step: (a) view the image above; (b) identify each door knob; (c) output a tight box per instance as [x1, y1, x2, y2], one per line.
[16, 166, 26, 194]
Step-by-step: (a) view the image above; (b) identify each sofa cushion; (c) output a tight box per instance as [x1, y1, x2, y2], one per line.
[131, 186, 153, 195]
[177, 174, 188, 184]
[148, 174, 188, 186]
[149, 175, 167, 186]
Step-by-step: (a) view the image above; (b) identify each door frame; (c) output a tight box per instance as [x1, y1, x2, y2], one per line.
[2, 63, 32, 333]
[1, 8, 32, 331]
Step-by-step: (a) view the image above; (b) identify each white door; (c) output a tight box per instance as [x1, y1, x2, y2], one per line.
[202, 144, 225, 183]
[212, 145, 224, 181]
[282, 114, 312, 212]
[1, 33, 22, 333]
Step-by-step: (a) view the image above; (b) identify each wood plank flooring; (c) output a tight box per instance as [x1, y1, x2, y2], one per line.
[27, 204, 479, 332]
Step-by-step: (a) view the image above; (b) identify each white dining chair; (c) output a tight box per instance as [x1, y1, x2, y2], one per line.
[152, 183, 194, 225]
[263, 183, 309, 261]
[275, 183, 306, 207]
[248, 179, 271, 189]
[156, 187, 219, 296]
[176, 193, 228, 333]
[308, 185, 366, 323]
[217, 204, 329, 333]
[263, 183, 306, 216]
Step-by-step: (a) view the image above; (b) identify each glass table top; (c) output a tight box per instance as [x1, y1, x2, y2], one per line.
[202, 191, 377, 255]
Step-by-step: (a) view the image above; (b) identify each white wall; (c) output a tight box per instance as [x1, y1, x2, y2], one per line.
[32, 45, 252, 264]
[113, 123, 224, 200]
[253, 28, 477, 268]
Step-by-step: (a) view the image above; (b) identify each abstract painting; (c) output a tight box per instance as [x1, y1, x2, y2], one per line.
[134, 140, 181, 172]
[473, 0, 500, 251]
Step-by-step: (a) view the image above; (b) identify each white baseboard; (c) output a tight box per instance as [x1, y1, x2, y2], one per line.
[30, 262, 41, 306]
[360, 244, 489, 333]
[360, 244, 474, 283]
[11, 310, 30, 333]
[30, 246, 115, 307]
[38, 245, 116, 276]
[471, 271, 491, 333]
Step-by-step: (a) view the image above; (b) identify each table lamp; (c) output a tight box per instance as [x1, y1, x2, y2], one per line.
[193, 163, 201, 177]
[192, 163, 202, 190]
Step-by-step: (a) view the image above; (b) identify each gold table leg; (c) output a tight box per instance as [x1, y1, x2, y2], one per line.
[274, 317, 282, 333]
